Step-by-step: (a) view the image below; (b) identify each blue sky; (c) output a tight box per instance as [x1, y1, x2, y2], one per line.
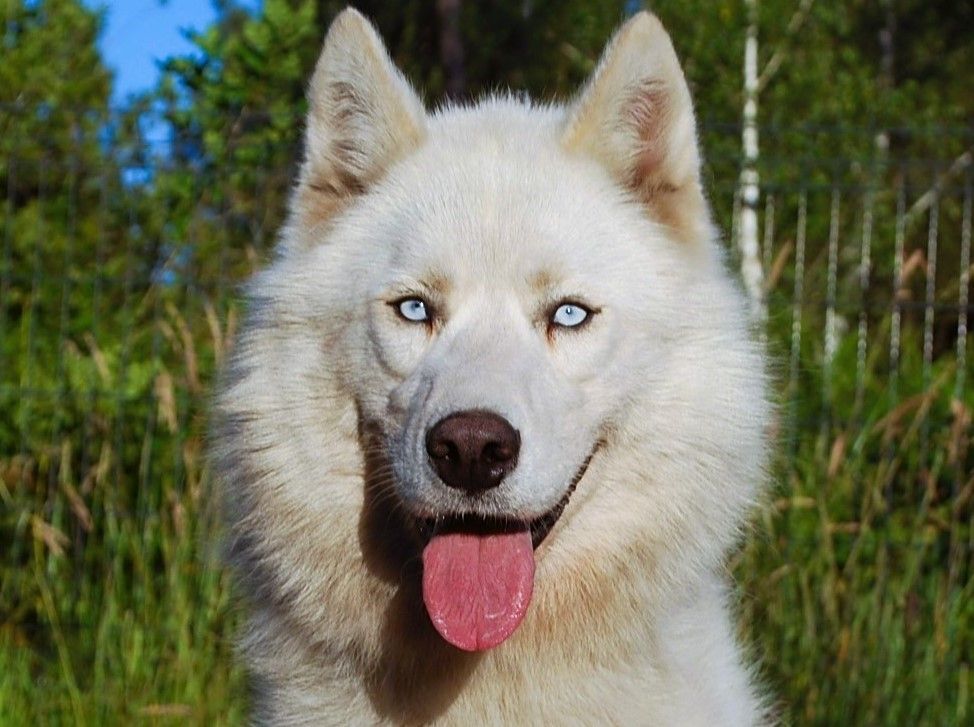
[84, 0, 260, 104]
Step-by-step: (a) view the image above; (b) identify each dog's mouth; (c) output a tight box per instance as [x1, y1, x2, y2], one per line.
[414, 451, 593, 654]
[414, 475, 579, 550]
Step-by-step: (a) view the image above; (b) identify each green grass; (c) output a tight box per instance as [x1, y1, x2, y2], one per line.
[0, 294, 249, 724]
[0, 459, 245, 725]
[737, 407, 973, 724]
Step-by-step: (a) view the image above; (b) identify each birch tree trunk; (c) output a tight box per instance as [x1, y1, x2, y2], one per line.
[738, 0, 766, 321]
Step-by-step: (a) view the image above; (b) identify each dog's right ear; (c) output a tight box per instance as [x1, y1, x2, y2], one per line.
[286, 8, 426, 251]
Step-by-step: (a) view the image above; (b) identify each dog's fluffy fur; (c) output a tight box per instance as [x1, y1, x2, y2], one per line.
[214, 8, 771, 725]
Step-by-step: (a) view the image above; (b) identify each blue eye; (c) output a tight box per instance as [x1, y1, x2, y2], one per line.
[551, 303, 589, 328]
[397, 298, 429, 322]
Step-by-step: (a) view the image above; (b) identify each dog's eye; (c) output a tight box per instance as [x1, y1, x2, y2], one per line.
[551, 302, 590, 328]
[396, 298, 429, 322]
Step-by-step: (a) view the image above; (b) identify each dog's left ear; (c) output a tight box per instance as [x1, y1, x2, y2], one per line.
[562, 12, 708, 245]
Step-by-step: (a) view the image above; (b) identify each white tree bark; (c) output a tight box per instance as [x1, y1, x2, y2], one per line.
[738, 0, 766, 321]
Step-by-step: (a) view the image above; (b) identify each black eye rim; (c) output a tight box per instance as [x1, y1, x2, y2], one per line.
[385, 295, 597, 330]
[389, 295, 436, 324]
[546, 299, 598, 331]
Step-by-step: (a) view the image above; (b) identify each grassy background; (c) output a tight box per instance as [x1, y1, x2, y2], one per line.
[1, 141, 972, 725]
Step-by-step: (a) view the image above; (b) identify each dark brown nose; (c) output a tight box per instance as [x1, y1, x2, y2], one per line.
[425, 410, 520, 493]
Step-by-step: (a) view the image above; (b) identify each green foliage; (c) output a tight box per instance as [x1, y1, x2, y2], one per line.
[1, 0, 972, 724]
[0, 0, 111, 160]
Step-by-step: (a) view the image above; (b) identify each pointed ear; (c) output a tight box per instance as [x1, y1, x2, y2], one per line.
[562, 12, 709, 245]
[286, 9, 426, 250]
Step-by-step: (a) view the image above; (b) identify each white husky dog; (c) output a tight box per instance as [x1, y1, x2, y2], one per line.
[214, 7, 771, 725]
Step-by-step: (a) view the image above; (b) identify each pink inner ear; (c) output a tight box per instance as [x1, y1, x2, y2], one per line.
[625, 79, 674, 191]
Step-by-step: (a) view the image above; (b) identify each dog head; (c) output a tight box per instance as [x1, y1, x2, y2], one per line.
[236, 9, 767, 652]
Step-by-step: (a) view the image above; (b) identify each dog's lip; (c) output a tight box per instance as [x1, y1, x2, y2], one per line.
[415, 447, 596, 550]
[415, 487, 572, 550]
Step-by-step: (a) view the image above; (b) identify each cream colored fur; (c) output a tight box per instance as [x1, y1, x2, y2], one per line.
[214, 8, 772, 725]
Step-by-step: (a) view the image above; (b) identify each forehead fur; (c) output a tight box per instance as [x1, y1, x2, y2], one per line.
[351, 97, 670, 277]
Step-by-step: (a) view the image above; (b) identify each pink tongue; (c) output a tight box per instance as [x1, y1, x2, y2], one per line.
[422, 528, 535, 652]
